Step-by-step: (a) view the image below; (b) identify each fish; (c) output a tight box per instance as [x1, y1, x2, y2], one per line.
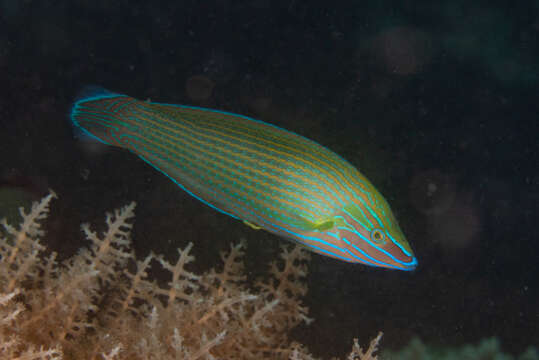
[70, 86, 417, 270]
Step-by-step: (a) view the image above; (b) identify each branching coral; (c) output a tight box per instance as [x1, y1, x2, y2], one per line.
[0, 193, 382, 360]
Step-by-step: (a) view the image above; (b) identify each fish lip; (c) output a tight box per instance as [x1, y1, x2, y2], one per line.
[396, 256, 418, 271]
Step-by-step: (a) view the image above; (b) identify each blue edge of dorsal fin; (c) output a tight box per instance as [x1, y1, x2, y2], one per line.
[69, 85, 124, 142]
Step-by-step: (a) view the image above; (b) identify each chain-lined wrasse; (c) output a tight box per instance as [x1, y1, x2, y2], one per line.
[70, 86, 417, 270]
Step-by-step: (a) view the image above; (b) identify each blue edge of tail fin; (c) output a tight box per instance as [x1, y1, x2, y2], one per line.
[69, 86, 124, 143]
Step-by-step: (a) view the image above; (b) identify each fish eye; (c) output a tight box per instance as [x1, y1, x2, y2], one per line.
[370, 228, 385, 244]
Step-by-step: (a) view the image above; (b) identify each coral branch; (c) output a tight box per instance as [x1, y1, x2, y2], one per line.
[0, 193, 398, 360]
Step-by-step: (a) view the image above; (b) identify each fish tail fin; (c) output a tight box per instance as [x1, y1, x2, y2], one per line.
[74, 85, 120, 103]
[69, 86, 130, 146]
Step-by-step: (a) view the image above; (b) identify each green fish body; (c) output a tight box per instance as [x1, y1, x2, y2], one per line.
[71, 87, 417, 270]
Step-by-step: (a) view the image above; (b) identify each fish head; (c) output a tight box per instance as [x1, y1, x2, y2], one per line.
[331, 202, 417, 270]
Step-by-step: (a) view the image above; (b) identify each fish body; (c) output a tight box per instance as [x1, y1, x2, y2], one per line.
[71, 87, 417, 270]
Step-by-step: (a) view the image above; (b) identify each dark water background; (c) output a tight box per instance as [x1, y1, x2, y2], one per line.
[1, 0, 537, 357]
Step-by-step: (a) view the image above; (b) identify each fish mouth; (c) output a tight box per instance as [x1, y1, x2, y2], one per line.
[374, 254, 418, 271]
[395, 256, 418, 271]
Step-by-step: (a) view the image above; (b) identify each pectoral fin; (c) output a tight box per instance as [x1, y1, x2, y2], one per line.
[244, 215, 335, 232]
[301, 217, 336, 232]
[312, 219, 335, 231]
